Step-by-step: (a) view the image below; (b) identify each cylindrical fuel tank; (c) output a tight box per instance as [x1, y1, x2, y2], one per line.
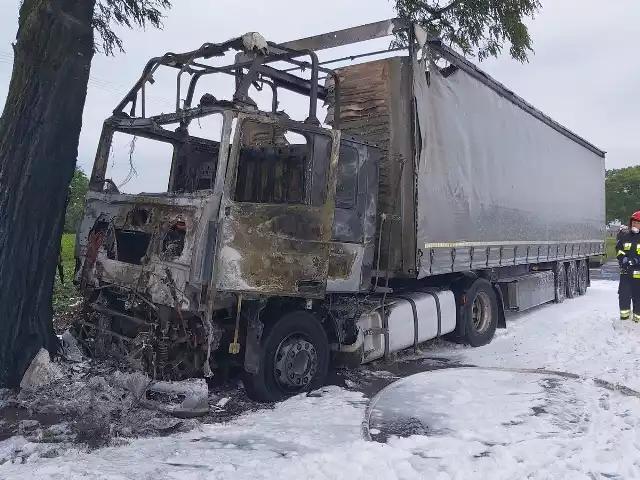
[357, 290, 457, 363]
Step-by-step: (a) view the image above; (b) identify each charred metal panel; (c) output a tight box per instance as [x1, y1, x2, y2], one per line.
[279, 19, 408, 53]
[332, 141, 380, 242]
[327, 243, 365, 292]
[170, 141, 220, 193]
[234, 144, 308, 205]
[215, 114, 340, 298]
[76, 190, 219, 310]
[328, 138, 380, 292]
[215, 204, 332, 297]
[325, 57, 415, 277]
[332, 208, 363, 244]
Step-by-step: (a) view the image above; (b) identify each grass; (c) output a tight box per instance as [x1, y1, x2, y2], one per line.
[605, 237, 617, 261]
[53, 233, 79, 315]
[590, 237, 618, 267]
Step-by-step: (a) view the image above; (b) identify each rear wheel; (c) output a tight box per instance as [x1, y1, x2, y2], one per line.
[461, 279, 499, 347]
[566, 261, 578, 299]
[242, 311, 329, 403]
[577, 260, 588, 296]
[554, 262, 566, 304]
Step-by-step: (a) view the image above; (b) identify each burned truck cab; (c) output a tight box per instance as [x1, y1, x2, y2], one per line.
[218, 116, 380, 296]
[74, 31, 381, 401]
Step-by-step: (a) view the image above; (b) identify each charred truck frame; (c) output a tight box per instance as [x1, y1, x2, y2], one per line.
[75, 19, 606, 402]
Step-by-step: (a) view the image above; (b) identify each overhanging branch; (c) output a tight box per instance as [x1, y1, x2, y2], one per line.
[424, 0, 465, 18]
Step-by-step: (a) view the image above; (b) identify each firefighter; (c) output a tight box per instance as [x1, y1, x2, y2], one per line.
[617, 225, 629, 242]
[616, 211, 640, 321]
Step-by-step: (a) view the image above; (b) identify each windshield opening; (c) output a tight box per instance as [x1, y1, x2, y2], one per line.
[95, 112, 225, 195]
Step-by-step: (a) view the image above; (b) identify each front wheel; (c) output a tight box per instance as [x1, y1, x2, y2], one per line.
[242, 311, 329, 403]
[461, 279, 499, 347]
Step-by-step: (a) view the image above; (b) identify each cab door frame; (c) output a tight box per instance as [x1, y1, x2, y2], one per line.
[213, 112, 340, 298]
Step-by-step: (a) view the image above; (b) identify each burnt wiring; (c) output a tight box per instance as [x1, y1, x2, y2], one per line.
[149, 267, 217, 378]
[118, 136, 139, 189]
[164, 268, 196, 349]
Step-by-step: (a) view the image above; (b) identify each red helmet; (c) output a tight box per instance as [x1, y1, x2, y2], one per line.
[631, 211, 640, 222]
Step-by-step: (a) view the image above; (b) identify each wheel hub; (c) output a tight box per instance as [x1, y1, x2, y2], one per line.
[472, 292, 492, 334]
[274, 335, 318, 392]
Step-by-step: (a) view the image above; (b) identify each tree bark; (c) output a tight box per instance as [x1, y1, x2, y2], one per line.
[0, 0, 96, 387]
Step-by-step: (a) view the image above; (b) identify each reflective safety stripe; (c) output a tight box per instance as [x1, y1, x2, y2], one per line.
[624, 243, 632, 250]
[636, 244, 640, 254]
[633, 314, 640, 323]
[621, 310, 631, 319]
[618, 250, 627, 256]
[633, 271, 640, 279]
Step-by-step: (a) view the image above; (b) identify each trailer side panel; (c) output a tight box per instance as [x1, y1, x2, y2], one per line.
[413, 57, 605, 277]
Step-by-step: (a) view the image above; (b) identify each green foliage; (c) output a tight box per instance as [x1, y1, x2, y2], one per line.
[606, 166, 640, 224]
[53, 234, 78, 315]
[93, 0, 173, 55]
[605, 237, 617, 260]
[64, 167, 89, 233]
[60, 233, 76, 262]
[395, 0, 542, 62]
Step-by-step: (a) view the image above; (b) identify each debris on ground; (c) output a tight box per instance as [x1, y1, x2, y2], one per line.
[0, 332, 266, 451]
[1, 320, 450, 457]
[113, 372, 210, 418]
[19, 349, 63, 391]
[59, 329, 84, 363]
[53, 302, 83, 334]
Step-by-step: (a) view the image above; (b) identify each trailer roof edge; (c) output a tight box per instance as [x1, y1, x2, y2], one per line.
[279, 18, 606, 158]
[427, 40, 606, 158]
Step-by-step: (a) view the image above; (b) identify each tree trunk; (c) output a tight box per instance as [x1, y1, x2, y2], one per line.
[0, 0, 96, 387]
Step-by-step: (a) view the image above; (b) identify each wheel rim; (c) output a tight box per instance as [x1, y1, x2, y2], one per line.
[273, 333, 319, 393]
[472, 292, 492, 334]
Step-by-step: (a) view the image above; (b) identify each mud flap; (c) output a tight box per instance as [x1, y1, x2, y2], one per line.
[493, 284, 507, 329]
[243, 300, 266, 374]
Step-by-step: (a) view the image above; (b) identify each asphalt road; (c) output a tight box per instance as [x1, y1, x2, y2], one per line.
[590, 261, 619, 281]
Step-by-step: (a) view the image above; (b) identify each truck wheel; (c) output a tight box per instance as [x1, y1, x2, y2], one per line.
[461, 279, 498, 347]
[577, 260, 588, 296]
[566, 261, 578, 299]
[554, 262, 566, 304]
[242, 311, 329, 403]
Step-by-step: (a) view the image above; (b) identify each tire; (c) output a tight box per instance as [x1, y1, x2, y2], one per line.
[554, 262, 566, 304]
[461, 279, 499, 347]
[577, 260, 588, 296]
[242, 311, 329, 403]
[566, 261, 578, 299]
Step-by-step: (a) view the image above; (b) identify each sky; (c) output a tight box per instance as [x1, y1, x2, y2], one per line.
[1, 0, 638, 193]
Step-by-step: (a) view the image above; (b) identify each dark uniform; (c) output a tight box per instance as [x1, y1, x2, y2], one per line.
[617, 226, 628, 243]
[616, 219, 640, 321]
